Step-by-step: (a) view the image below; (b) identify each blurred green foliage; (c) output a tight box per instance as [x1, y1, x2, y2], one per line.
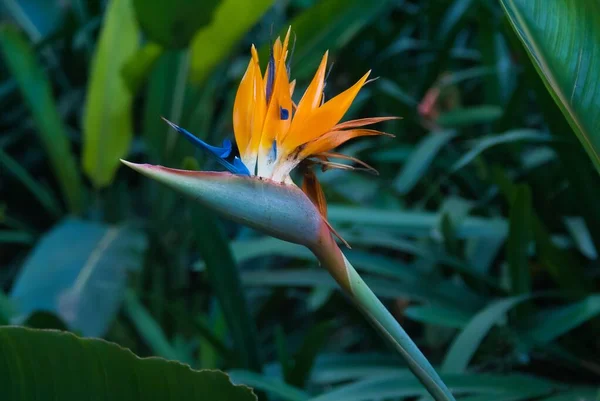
[0, 0, 599, 400]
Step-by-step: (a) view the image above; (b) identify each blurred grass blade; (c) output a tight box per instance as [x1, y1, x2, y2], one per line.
[0, 290, 14, 325]
[394, 131, 455, 195]
[327, 206, 507, 239]
[266, 0, 390, 80]
[309, 373, 554, 401]
[82, 0, 138, 188]
[189, 0, 274, 84]
[191, 207, 261, 372]
[437, 106, 503, 128]
[0, 327, 257, 401]
[450, 130, 552, 173]
[287, 321, 333, 388]
[420, 0, 475, 93]
[229, 370, 310, 401]
[122, 42, 163, 94]
[491, 166, 590, 295]
[441, 295, 533, 374]
[123, 290, 189, 363]
[507, 185, 532, 296]
[0, 147, 61, 217]
[0, 25, 84, 213]
[563, 217, 597, 260]
[1, 0, 64, 41]
[524, 295, 600, 345]
[499, 0, 600, 174]
[404, 305, 470, 329]
[0, 230, 34, 245]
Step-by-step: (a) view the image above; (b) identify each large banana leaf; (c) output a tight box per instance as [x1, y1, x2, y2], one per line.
[499, 0, 600, 173]
[0, 326, 256, 400]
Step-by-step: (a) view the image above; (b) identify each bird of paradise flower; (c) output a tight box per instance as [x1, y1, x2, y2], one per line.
[122, 27, 455, 401]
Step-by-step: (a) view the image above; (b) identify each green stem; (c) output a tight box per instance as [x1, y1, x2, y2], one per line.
[311, 233, 456, 401]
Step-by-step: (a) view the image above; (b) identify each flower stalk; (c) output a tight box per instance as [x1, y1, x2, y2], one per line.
[311, 228, 456, 401]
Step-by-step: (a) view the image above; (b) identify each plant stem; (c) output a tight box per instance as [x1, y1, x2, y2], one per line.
[310, 231, 456, 401]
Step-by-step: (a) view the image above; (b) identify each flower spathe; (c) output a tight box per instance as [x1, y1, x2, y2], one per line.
[126, 27, 395, 247]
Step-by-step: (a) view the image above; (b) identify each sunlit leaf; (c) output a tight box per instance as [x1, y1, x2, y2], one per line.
[82, 0, 138, 188]
[189, 0, 274, 84]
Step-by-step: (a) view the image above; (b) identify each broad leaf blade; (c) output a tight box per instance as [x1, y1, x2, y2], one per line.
[499, 0, 600, 173]
[82, 0, 138, 188]
[0, 326, 256, 401]
[10, 218, 147, 337]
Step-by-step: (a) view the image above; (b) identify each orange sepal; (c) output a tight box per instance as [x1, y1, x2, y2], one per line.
[333, 116, 401, 131]
[300, 129, 393, 158]
[317, 152, 378, 174]
[301, 169, 350, 248]
[284, 70, 371, 150]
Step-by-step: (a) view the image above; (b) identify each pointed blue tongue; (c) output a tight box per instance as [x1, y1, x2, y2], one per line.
[162, 118, 250, 175]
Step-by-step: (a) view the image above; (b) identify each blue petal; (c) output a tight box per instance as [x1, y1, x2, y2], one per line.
[162, 118, 249, 176]
[232, 157, 250, 175]
[266, 53, 275, 104]
[280, 106, 289, 120]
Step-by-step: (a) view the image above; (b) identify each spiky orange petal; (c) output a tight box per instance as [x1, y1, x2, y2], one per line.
[332, 116, 401, 131]
[283, 51, 329, 142]
[299, 129, 393, 158]
[283, 70, 371, 151]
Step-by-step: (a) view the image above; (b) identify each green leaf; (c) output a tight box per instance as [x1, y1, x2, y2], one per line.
[441, 295, 533, 374]
[450, 130, 553, 173]
[0, 291, 15, 325]
[82, 0, 138, 188]
[265, 0, 390, 80]
[0, 230, 34, 245]
[0, 25, 84, 213]
[327, 205, 507, 239]
[437, 105, 503, 128]
[122, 42, 164, 94]
[229, 370, 309, 401]
[1, 0, 65, 41]
[189, 0, 274, 84]
[523, 294, 600, 345]
[191, 207, 261, 372]
[491, 166, 590, 295]
[0, 326, 257, 400]
[499, 0, 600, 174]
[394, 131, 455, 195]
[287, 321, 333, 388]
[0, 147, 61, 217]
[123, 290, 189, 363]
[133, 0, 220, 48]
[404, 305, 471, 329]
[9, 218, 147, 337]
[310, 353, 407, 385]
[507, 185, 532, 296]
[23, 311, 68, 331]
[310, 373, 554, 401]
